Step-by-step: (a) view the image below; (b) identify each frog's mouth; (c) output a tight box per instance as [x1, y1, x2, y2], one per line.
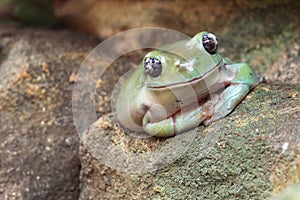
[147, 61, 223, 90]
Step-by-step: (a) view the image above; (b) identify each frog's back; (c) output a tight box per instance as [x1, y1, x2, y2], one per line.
[157, 38, 222, 78]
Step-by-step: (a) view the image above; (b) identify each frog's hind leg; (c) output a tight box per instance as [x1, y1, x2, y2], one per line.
[203, 63, 260, 126]
[142, 112, 176, 137]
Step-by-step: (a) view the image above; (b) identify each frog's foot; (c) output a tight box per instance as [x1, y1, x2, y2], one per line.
[202, 62, 260, 126]
[203, 83, 252, 126]
[143, 105, 208, 137]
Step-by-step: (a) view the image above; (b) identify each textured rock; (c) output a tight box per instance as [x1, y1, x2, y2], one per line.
[0, 24, 99, 200]
[54, 0, 239, 38]
[80, 83, 300, 199]
[53, 0, 298, 39]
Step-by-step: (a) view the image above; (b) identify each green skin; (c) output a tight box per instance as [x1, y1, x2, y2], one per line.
[116, 32, 259, 137]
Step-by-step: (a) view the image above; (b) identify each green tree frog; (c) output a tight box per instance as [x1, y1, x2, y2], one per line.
[116, 32, 259, 137]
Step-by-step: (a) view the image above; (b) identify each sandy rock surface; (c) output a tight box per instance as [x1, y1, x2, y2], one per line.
[0, 24, 99, 200]
[80, 83, 300, 199]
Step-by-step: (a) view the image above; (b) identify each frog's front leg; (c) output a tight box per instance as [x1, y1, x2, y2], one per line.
[203, 63, 260, 126]
[143, 106, 207, 137]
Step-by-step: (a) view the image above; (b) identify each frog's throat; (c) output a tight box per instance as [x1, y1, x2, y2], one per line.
[147, 60, 223, 90]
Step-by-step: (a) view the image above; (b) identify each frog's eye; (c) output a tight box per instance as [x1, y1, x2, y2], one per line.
[144, 57, 162, 78]
[202, 33, 218, 54]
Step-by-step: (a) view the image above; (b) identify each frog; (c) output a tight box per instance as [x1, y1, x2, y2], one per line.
[115, 31, 259, 137]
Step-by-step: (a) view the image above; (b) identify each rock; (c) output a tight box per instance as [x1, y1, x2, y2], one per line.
[0, 24, 99, 200]
[79, 83, 300, 199]
[53, 0, 299, 41]
[53, 0, 240, 38]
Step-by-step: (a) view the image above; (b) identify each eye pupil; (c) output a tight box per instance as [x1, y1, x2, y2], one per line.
[202, 33, 218, 54]
[144, 57, 162, 78]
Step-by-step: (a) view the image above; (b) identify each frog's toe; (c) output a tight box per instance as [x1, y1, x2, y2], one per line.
[200, 100, 217, 126]
[203, 118, 212, 126]
[203, 112, 225, 126]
